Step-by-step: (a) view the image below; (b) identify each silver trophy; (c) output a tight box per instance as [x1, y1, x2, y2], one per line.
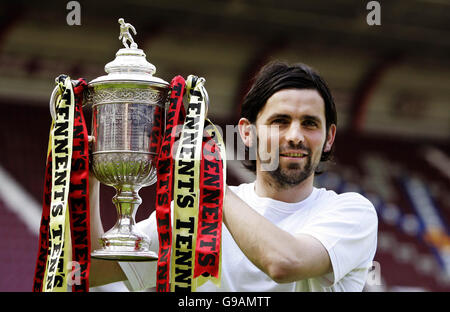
[50, 19, 170, 260]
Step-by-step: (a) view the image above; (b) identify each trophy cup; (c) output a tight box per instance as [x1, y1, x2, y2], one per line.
[51, 19, 170, 261]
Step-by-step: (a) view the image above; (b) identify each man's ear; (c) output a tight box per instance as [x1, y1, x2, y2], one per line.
[238, 118, 254, 148]
[323, 124, 336, 153]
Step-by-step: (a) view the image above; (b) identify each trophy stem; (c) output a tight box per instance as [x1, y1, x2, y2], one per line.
[112, 186, 141, 233]
[91, 185, 158, 261]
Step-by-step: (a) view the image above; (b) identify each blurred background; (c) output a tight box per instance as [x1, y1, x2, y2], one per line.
[0, 0, 449, 292]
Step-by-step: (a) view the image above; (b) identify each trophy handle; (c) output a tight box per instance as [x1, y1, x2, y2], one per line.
[49, 77, 90, 119]
[49, 84, 59, 121]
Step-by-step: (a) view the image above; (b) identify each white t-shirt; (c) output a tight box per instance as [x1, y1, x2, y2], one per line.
[119, 182, 378, 292]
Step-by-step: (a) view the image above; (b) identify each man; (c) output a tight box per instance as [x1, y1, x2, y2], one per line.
[89, 61, 378, 291]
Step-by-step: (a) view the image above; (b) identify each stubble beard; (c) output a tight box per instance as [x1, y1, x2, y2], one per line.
[267, 153, 315, 190]
[255, 134, 326, 191]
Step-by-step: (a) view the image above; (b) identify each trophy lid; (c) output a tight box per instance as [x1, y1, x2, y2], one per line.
[89, 18, 169, 87]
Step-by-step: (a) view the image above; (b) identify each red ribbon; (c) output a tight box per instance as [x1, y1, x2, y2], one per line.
[68, 79, 90, 292]
[155, 76, 186, 292]
[194, 126, 223, 279]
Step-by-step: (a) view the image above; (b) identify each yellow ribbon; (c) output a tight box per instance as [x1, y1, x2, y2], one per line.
[171, 75, 207, 291]
[43, 77, 75, 292]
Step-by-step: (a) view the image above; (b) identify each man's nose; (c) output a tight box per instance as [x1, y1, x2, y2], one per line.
[285, 121, 304, 145]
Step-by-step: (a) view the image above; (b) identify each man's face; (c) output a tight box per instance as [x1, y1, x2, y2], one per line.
[253, 88, 335, 188]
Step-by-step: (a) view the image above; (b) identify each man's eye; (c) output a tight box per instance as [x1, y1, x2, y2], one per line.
[272, 119, 288, 124]
[303, 120, 318, 127]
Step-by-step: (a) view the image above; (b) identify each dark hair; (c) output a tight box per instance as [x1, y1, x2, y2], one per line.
[240, 61, 337, 172]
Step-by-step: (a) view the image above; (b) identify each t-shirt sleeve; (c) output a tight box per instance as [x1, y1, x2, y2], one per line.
[295, 192, 378, 287]
[118, 211, 159, 291]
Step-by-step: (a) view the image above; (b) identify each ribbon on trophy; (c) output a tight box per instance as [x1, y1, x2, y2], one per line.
[194, 118, 226, 285]
[155, 75, 226, 292]
[155, 75, 187, 292]
[33, 76, 91, 292]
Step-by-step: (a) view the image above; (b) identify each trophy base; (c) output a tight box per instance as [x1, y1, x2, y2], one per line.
[91, 229, 158, 261]
[91, 249, 158, 261]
